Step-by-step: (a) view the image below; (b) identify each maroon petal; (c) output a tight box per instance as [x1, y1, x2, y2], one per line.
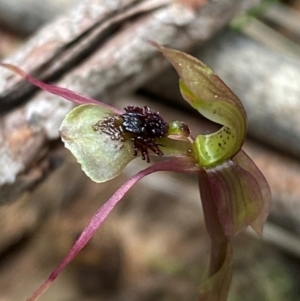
[206, 158, 265, 237]
[233, 150, 271, 236]
[198, 171, 232, 301]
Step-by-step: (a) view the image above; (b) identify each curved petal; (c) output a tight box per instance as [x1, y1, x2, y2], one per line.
[206, 159, 264, 237]
[25, 157, 200, 301]
[60, 104, 135, 183]
[198, 170, 232, 301]
[148, 42, 246, 167]
[233, 150, 271, 236]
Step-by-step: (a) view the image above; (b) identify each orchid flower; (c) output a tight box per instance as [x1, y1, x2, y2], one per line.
[0, 42, 270, 301]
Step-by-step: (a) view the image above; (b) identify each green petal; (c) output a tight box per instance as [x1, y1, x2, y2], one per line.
[206, 159, 264, 237]
[152, 42, 246, 167]
[60, 104, 135, 183]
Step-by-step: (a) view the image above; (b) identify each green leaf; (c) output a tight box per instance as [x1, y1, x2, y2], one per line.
[60, 104, 135, 183]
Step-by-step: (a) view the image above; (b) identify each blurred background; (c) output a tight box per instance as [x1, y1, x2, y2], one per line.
[0, 0, 300, 300]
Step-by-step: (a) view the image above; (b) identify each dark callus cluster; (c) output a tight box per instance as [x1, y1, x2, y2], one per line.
[121, 105, 169, 162]
[94, 105, 169, 163]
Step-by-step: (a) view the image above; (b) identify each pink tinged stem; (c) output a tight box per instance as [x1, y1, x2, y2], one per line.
[0, 63, 122, 114]
[26, 157, 199, 301]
